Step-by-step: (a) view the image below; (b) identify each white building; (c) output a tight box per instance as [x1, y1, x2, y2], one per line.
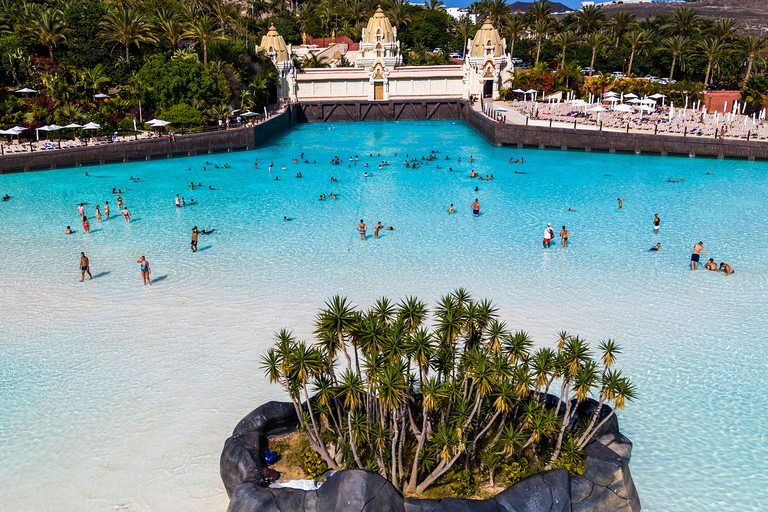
[259, 15, 512, 102]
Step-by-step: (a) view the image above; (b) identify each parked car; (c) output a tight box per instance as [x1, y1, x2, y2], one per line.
[511, 57, 523, 64]
[581, 67, 593, 75]
[611, 71, 627, 79]
[642, 75, 658, 81]
[450, 51, 461, 59]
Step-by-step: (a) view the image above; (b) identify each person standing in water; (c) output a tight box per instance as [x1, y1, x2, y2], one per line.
[654, 214, 660, 234]
[357, 219, 367, 240]
[560, 225, 569, 247]
[104, 201, 110, 220]
[543, 223, 554, 248]
[471, 199, 480, 217]
[175, 194, 181, 208]
[95, 205, 102, 222]
[374, 222, 382, 238]
[617, 196, 628, 210]
[191, 226, 199, 252]
[136, 256, 151, 285]
[80, 252, 92, 281]
[77, 203, 85, 220]
[691, 242, 706, 270]
[82, 215, 90, 233]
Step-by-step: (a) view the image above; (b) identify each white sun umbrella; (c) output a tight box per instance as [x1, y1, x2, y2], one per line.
[15, 87, 37, 93]
[604, 91, 619, 96]
[47, 124, 63, 130]
[512, 88, 525, 93]
[614, 104, 633, 112]
[628, 98, 642, 104]
[589, 106, 607, 112]
[148, 120, 170, 127]
[640, 98, 656, 104]
[11, 126, 28, 132]
[64, 123, 83, 129]
[83, 122, 101, 130]
[35, 125, 51, 140]
[606, 97, 620, 103]
[649, 93, 665, 99]
[94, 93, 110, 99]
[639, 105, 655, 111]
[624, 93, 638, 99]
[145, 118, 162, 125]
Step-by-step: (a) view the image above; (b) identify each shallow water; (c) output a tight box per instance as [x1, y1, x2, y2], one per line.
[1, 121, 767, 511]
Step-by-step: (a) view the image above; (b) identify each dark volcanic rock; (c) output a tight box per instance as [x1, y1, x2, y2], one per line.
[234, 400, 300, 437]
[597, 432, 633, 462]
[571, 441, 640, 512]
[433, 497, 500, 512]
[494, 469, 570, 512]
[404, 498, 439, 512]
[220, 436, 260, 498]
[226, 482, 277, 512]
[316, 469, 405, 512]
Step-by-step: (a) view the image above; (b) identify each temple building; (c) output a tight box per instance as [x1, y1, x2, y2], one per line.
[258, 14, 511, 103]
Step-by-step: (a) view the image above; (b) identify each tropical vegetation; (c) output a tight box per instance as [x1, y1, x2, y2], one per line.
[260, 290, 636, 496]
[0, 0, 766, 134]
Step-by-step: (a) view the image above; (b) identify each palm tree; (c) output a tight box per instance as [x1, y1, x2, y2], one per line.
[387, 0, 411, 33]
[740, 36, 768, 84]
[488, 0, 509, 30]
[501, 15, 526, 62]
[697, 38, 728, 87]
[210, 1, 240, 35]
[78, 64, 110, 97]
[315, 295, 358, 372]
[583, 32, 608, 77]
[303, 53, 331, 68]
[527, 0, 553, 24]
[708, 18, 739, 42]
[661, 35, 690, 81]
[99, 8, 157, 65]
[624, 30, 649, 76]
[575, 4, 605, 35]
[609, 10, 636, 47]
[158, 18, 186, 50]
[553, 31, 578, 69]
[424, 0, 446, 11]
[183, 15, 224, 67]
[531, 18, 552, 64]
[31, 8, 70, 60]
[662, 6, 700, 37]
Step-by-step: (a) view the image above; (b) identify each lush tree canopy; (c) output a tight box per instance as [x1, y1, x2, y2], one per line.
[137, 55, 228, 111]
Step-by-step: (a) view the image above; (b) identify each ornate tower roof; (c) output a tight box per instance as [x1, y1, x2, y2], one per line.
[258, 25, 290, 63]
[363, 6, 396, 44]
[469, 19, 505, 58]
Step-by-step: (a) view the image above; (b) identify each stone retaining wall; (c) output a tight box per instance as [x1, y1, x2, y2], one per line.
[0, 107, 297, 174]
[220, 398, 640, 512]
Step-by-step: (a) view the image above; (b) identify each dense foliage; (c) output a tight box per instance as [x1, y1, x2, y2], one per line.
[261, 290, 636, 494]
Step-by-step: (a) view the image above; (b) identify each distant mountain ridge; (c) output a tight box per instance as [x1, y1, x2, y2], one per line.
[508, 1, 573, 12]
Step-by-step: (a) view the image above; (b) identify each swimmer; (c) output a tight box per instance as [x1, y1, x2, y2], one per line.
[448, 203, 455, 213]
[283, 216, 290, 221]
[358, 219, 367, 240]
[617, 196, 628, 210]
[181, 197, 185, 206]
[209, 186, 214, 190]
[190, 182, 194, 190]
[471, 199, 480, 217]
[296, 173, 302, 178]
[65, 226, 72, 234]
[136, 256, 151, 285]
[274, 177, 279, 181]
[649, 243, 661, 252]
[121, 208, 131, 222]
[330, 193, 336, 200]
[2, 194, 9, 201]
[568, 207, 573, 211]
[80, 252, 92, 281]
[691, 241, 706, 270]
[475, 186, 479, 192]
[375, 222, 382, 238]
[705, 258, 717, 271]
[386, 226, 393, 230]
[560, 226, 569, 247]
[190, 198, 194, 204]
[719, 262, 734, 274]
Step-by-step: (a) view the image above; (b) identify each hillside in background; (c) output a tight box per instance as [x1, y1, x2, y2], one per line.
[509, 1, 573, 12]
[601, 0, 768, 35]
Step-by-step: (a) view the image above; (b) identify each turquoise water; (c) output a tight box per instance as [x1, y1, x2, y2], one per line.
[1, 121, 767, 511]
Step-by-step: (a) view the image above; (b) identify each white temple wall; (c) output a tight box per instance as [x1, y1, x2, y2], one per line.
[296, 79, 369, 100]
[388, 76, 464, 98]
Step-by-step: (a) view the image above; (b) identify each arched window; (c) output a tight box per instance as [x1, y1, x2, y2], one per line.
[376, 29, 382, 42]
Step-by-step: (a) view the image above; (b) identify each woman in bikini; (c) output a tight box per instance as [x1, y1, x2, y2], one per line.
[104, 201, 110, 219]
[357, 220, 367, 240]
[95, 205, 102, 222]
[136, 256, 151, 285]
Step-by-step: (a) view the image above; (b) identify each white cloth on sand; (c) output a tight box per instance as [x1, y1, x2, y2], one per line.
[270, 479, 321, 491]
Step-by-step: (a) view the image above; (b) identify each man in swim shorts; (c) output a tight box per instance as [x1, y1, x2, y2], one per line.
[705, 258, 717, 270]
[719, 262, 734, 274]
[358, 219, 367, 240]
[691, 242, 706, 270]
[471, 199, 480, 217]
[191, 226, 199, 252]
[375, 222, 382, 238]
[649, 243, 661, 251]
[80, 252, 92, 281]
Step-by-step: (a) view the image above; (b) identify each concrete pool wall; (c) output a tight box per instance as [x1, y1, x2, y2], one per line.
[2, 98, 767, 174]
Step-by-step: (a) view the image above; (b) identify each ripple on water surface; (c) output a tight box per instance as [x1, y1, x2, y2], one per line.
[1, 121, 768, 511]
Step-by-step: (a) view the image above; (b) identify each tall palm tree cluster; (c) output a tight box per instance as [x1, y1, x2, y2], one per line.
[261, 290, 636, 495]
[471, 1, 766, 87]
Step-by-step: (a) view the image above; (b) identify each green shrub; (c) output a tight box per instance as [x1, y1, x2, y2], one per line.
[300, 447, 328, 479]
[500, 457, 529, 484]
[451, 469, 476, 498]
